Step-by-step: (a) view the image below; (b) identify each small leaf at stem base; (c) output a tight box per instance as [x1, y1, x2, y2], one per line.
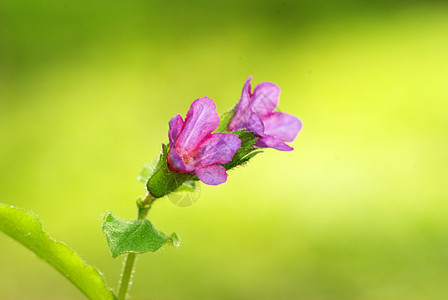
[102, 213, 180, 258]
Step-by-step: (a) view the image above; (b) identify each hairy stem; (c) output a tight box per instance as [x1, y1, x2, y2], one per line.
[117, 193, 154, 300]
[118, 253, 137, 300]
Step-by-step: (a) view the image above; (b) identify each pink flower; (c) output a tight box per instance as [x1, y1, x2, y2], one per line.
[228, 76, 302, 151]
[167, 97, 241, 185]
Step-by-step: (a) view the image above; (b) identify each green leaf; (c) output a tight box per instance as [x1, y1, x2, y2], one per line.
[146, 144, 195, 198]
[215, 105, 236, 132]
[102, 213, 180, 258]
[0, 202, 116, 300]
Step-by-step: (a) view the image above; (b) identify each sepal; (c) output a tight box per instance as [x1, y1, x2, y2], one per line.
[215, 105, 236, 132]
[137, 162, 157, 185]
[216, 106, 263, 169]
[146, 144, 195, 198]
[222, 129, 263, 170]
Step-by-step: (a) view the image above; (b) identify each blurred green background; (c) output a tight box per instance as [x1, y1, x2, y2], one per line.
[1, 0, 448, 299]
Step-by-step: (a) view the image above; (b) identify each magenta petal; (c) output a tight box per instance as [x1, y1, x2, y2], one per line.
[255, 135, 294, 151]
[229, 108, 265, 136]
[168, 115, 184, 146]
[195, 164, 227, 185]
[228, 76, 252, 131]
[237, 76, 253, 112]
[167, 147, 195, 173]
[176, 97, 220, 154]
[193, 132, 241, 168]
[251, 82, 280, 117]
[262, 112, 302, 142]
[244, 109, 265, 136]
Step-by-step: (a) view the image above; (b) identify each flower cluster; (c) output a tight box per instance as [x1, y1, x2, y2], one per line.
[146, 76, 302, 197]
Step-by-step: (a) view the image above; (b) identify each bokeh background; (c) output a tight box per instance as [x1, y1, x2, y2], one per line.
[1, 0, 448, 299]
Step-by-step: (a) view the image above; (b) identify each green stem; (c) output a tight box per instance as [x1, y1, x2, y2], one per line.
[117, 193, 154, 300]
[118, 253, 137, 300]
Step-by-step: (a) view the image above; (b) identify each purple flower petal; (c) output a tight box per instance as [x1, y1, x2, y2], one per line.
[255, 135, 294, 151]
[195, 164, 227, 185]
[168, 115, 184, 146]
[251, 82, 280, 117]
[229, 109, 265, 136]
[167, 147, 195, 173]
[193, 132, 241, 168]
[228, 76, 252, 131]
[176, 97, 220, 155]
[236, 76, 253, 112]
[263, 112, 302, 142]
[244, 110, 265, 136]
